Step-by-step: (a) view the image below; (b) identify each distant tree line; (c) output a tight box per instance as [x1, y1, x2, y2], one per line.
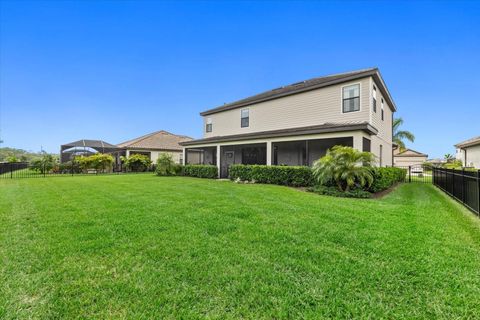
[0, 147, 55, 163]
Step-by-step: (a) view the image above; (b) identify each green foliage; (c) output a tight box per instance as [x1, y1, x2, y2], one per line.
[443, 159, 463, 170]
[121, 154, 152, 172]
[368, 167, 406, 193]
[77, 154, 114, 172]
[57, 161, 82, 174]
[393, 118, 415, 150]
[0, 147, 45, 162]
[183, 165, 218, 179]
[155, 153, 181, 176]
[312, 146, 375, 192]
[229, 164, 313, 187]
[5, 155, 19, 163]
[30, 154, 58, 174]
[308, 185, 372, 198]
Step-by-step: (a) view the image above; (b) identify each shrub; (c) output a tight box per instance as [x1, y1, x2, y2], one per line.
[308, 185, 372, 198]
[183, 165, 217, 179]
[57, 161, 82, 174]
[312, 146, 375, 191]
[368, 167, 406, 193]
[30, 154, 58, 173]
[77, 153, 114, 173]
[443, 159, 463, 170]
[121, 154, 152, 172]
[156, 153, 179, 176]
[228, 164, 313, 187]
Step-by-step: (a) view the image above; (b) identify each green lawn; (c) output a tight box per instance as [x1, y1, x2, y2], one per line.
[1, 175, 479, 319]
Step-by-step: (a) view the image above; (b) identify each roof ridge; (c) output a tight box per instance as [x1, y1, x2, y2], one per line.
[118, 130, 193, 148]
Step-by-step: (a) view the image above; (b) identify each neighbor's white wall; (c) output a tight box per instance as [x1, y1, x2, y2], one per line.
[127, 149, 183, 164]
[465, 145, 480, 168]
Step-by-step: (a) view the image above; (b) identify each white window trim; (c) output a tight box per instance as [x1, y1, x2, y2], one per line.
[240, 108, 249, 128]
[340, 82, 362, 114]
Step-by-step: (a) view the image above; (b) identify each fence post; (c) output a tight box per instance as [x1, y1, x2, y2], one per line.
[43, 162, 46, 178]
[477, 170, 480, 216]
[10, 163, 13, 179]
[461, 168, 465, 205]
[71, 161, 74, 176]
[408, 166, 411, 183]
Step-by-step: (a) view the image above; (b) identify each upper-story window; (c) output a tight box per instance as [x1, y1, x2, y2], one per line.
[342, 84, 360, 113]
[241, 109, 249, 128]
[205, 117, 212, 132]
[372, 85, 377, 113]
[381, 98, 385, 121]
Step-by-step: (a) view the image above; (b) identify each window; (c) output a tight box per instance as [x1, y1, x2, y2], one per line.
[241, 108, 249, 128]
[342, 84, 360, 113]
[372, 85, 377, 113]
[381, 98, 384, 121]
[205, 118, 212, 133]
[379, 144, 383, 167]
[362, 137, 371, 152]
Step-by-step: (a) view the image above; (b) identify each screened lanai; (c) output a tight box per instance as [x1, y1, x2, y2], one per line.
[60, 139, 124, 163]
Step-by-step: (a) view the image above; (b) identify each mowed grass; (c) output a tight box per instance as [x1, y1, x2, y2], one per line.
[1, 175, 480, 319]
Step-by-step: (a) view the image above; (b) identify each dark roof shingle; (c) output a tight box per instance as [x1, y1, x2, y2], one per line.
[200, 68, 396, 116]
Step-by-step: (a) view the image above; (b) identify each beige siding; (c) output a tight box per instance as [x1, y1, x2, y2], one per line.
[203, 78, 371, 138]
[370, 78, 393, 155]
[393, 156, 428, 167]
[370, 135, 393, 167]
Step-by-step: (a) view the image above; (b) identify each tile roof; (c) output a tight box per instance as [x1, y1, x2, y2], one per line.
[117, 130, 192, 151]
[200, 68, 396, 116]
[455, 136, 480, 148]
[393, 148, 428, 157]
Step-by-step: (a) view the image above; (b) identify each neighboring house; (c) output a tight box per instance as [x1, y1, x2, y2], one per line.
[118, 130, 192, 164]
[180, 68, 396, 178]
[393, 147, 428, 168]
[455, 136, 480, 168]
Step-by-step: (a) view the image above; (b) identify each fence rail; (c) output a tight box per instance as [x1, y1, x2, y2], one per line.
[433, 167, 480, 216]
[0, 162, 156, 179]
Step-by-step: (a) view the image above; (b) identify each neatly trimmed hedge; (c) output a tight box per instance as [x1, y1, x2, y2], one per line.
[229, 164, 313, 187]
[368, 167, 406, 193]
[183, 165, 218, 179]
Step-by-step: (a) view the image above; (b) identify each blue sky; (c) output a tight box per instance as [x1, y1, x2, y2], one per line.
[0, 1, 479, 158]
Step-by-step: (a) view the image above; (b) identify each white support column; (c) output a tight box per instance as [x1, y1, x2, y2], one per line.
[266, 141, 272, 166]
[182, 148, 186, 165]
[216, 145, 221, 178]
[353, 134, 363, 152]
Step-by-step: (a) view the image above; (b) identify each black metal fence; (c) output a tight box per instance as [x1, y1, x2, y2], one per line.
[395, 165, 433, 184]
[0, 162, 156, 179]
[433, 167, 480, 216]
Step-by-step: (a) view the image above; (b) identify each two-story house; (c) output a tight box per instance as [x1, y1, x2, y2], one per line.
[180, 68, 396, 178]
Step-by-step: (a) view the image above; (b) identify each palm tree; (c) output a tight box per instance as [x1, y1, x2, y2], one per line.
[312, 146, 375, 192]
[393, 118, 415, 151]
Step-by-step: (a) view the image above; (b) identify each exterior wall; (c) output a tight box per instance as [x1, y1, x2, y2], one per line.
[464, 145, 480, 168]
[393, 156, 428, 167]
[126, 149, 183, 164]
[203, 77, 372, 138]
[370, 135, 393, 167]
[369, 78, 393, 161]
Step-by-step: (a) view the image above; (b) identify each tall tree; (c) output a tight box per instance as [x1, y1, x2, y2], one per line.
[393, 118, 415, 151]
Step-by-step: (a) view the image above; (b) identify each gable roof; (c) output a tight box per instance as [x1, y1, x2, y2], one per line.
[117, 130, 192, 151]
[393, 148, 428, 157]
[200, 68, 396, 116]
[455, 136, 480, 148]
